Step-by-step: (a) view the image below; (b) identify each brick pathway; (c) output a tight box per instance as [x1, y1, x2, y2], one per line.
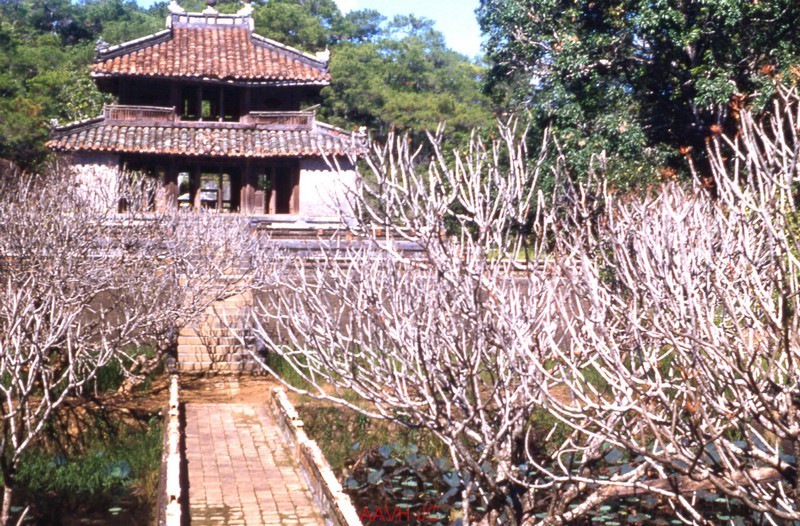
[184, 402, 324, 525]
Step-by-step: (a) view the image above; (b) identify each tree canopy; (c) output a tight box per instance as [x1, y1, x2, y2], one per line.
[478, 0, 800, 184]
[0, 0, 150, 168]
[321, 15, 493, 145]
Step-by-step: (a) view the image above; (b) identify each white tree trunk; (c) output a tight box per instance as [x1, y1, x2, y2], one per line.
[1, 485, 14, 526]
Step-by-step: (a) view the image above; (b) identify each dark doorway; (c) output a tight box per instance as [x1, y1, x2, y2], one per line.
[273, 166, 293, 214]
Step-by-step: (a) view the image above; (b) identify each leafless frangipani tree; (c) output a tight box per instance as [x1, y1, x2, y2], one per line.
[246, 123, 563, 523]
[533, 86, 800, 524]
[245, 86, 800, 525]
[0, 165, 253, 524]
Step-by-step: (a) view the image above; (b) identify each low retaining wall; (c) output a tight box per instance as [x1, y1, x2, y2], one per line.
[157, 375, 183, 526]
[268, 387, 362, 526]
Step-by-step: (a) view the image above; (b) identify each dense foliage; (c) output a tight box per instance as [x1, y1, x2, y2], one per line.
[478, 0, 800, 184]
[0, 0, 493, 169]
[323, 15, 493, 145]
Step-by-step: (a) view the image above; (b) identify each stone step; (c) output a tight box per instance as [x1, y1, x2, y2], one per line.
[178, 342, 245, 352]
[197, 306, 247, 315]
[178, 345, 246, 357]
[209, 297, 251, 306]
[178, 356, 248, 367]
[177, 285, 256, 372]
[177, 343, 244, 353]
[215, 304, 250, 310]
[186, 326, 245, 336]
[191, 314, 247, 325]
[203, 313, 248, 323]
[178, 361, 260, 373]
[180, 321, 246, 333]
[208, 294, 251, 303]
[178, 355, 249, 365]
[178, 335, 242, 346]
[179, 342, 241, 348]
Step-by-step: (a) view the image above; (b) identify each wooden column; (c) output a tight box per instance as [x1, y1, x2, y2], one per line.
[170, 84, 180, 120]
[156, 165, 178, 213]
[268, 167, 277, 214]
[191, 166, 201, 209]
[290, 164, 300, 215]
[240, 160, 254, 214]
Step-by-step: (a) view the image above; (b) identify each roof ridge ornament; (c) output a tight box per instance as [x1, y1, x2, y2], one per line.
[238, 0, 254, 17]
[203, 0, 218, 15]
[315, 48, 331, 63]
[167, 1, 185, 14]
[95, 37, 109, 53]
[166, 0, 255, 29]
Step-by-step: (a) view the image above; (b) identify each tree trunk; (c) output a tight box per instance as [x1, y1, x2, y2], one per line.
[1, 485, 13, 526]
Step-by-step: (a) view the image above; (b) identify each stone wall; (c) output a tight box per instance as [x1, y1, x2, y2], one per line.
[268, 387, 363, 526]
[298, 158, 357, 218]
[156, 375, 183, 526]
[68, 153, 121, 211]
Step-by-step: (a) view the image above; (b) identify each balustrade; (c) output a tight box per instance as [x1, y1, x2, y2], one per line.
[105, 104, 176, 122]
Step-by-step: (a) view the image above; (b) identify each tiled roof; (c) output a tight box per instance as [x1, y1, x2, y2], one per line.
[92, 17, 329, 84]
[47, 120, 363, 158]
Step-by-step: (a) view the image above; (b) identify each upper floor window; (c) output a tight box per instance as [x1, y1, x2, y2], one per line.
[181, 85, 240, 122]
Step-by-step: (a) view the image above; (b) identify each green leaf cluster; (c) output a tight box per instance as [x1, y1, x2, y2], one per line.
[478, 0, 800, 185]
[0, 0, 163, 168]
[322, 15, 494, 146]
[11, 417, 163, 519]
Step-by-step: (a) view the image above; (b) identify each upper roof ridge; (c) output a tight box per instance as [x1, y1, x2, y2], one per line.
[91, 0, 329, 85]
[249, 33, 329, 68]
[167, 1, 255, 31]
[96, 29, 172, 60]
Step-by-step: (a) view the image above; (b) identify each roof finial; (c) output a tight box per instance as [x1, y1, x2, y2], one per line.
[95, 37, 109, 53]
[204, 0, 218, 14]
[238, 0, 254, 16]
[315, 48, 331, 63]
[167, 1, 185, 14]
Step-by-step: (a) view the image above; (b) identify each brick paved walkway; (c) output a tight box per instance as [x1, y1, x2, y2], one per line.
[184, 402, 324, 525]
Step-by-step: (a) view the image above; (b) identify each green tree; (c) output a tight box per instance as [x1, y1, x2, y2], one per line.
[322, 15, 494, 146]
[478, 0, 800, 184]
[0, 0, 155, 168]
[250, 1, 494, 144]
[252, 0, 341, 51]
[90, 0, 164, 45]
[331, 8, 384, 44]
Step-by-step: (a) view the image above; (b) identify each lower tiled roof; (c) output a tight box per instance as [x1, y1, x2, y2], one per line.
[47, 119, 362, 158]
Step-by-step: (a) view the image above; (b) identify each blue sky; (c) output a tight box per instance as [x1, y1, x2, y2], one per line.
[333, 0, 482, 57]
[134, 0, 483, 58]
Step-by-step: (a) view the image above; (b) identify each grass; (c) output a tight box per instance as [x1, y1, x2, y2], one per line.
[262, 352, 313, 391]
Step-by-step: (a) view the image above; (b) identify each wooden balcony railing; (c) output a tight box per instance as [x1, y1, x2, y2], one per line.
[105, 104, 176, 123]
[246, 111, 315, 129]
[103, 105, 316, 129]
